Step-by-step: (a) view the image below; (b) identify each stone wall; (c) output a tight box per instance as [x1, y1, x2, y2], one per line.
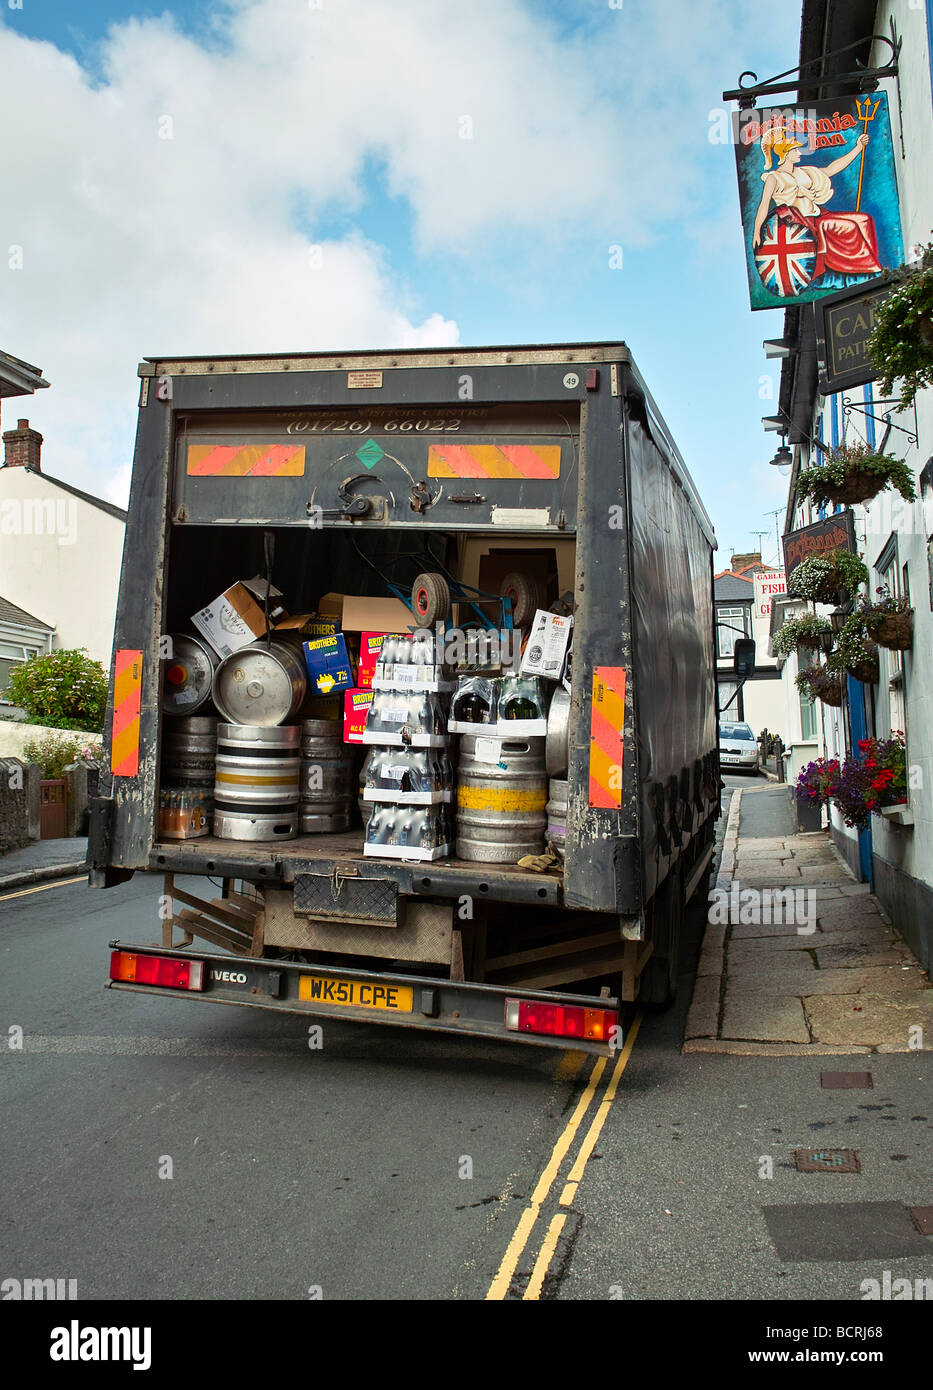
[0, 757, 30, 854]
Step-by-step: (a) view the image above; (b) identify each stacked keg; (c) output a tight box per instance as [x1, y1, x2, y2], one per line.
[456, 736, 548, 863]
[162, 715, 218, 793]
[213, 724, 301, 840]
[299, 720, 357, 833]
[159, 634, 220, 838]
[545, 778, 568, 859]
[212, 641, 306, 727]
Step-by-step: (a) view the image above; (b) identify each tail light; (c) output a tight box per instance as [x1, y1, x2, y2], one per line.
[110, 951, 205, 991]
[504, 998, 616, 1041]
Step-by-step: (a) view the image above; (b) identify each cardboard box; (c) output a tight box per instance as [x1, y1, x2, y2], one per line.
[302, 633, 354, 696]
[319, 593, 420, 634]
[274, 612, 340, 638]
[357, 631, 396, 690]
[343, 687, 375, 744]
[192, 577, 287, 659]
[520, 610, 573, 680]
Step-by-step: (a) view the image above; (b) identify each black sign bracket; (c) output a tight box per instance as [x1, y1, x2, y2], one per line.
[841, 397, 918, 453]
[723, 34, 899, 108]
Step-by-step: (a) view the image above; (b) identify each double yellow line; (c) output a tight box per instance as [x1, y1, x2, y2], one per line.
[487, 1010, 643, 1300]
[0, 875, 88, 903]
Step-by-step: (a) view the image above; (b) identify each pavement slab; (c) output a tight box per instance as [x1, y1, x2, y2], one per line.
[720, 994, 810, 1043]
[806, 991, 933, 1047]
[729, 966, 929, 997]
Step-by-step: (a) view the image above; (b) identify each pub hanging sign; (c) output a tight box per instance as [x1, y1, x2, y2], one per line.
[814, 276, 893, 393]
[733, 92, 903, 311]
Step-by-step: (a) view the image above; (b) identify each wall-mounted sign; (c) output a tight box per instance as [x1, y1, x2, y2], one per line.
[753, 569, 787, 618]
[733, 93, 903, 311]
[814, 277, 893, 392]
[783, 512, 856, 579]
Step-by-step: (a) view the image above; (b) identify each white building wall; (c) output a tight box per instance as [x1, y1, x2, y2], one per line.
[864, 0, 933, 893]
[0, 468, 125, 669]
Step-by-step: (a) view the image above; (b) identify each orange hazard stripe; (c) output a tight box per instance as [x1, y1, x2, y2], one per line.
[186, 444, 306, 476]
[589, 666, 625, 809]
[111, 649, 143, 777]
[427, 444, 560, 479]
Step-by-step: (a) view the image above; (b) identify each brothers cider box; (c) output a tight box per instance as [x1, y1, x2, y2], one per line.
[343, 687, 375, 744]
[302, 633, 354, 696]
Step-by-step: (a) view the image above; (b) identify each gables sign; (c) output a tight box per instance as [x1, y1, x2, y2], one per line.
[732, 93, 903, 311]
[753, 570, 787, 618]
[782, 512, 856, 580]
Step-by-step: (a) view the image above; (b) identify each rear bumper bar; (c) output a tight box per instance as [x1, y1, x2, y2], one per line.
[107, 941, 620, 1055]
[144, 844, 563, 906]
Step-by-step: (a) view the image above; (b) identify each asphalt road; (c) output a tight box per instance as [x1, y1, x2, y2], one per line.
[0, 870, 614, 1301]
[3, 774, 931, 1305]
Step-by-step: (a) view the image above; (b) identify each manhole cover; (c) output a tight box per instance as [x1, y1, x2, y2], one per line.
[795, 1148, 861, 1173]
[821, 1071, 873, 1089]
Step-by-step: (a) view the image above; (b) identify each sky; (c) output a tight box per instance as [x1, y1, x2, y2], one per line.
[0, 0, 804, 569]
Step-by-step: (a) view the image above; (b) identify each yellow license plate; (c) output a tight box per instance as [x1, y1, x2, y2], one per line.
[298, 975, 414, 1013]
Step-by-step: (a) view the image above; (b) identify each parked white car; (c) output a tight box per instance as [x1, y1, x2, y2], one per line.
[718, 720, 760, 775]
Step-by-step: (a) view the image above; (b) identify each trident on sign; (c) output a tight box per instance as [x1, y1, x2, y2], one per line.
[854, 95, 881, 212]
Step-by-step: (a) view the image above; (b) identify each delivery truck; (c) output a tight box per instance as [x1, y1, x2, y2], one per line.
[91, 342, 721, 1055]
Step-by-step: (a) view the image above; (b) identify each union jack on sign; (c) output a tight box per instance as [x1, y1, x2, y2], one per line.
[754, 214, 816, 297]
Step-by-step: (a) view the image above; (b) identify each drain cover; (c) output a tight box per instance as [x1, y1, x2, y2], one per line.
[795, 1148, 861, 1173]
[821, 1071, 873, 1089]
[910, 1206, 933, 1235]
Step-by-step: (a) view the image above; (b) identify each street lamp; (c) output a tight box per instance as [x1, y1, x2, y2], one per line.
[830, 608, 849, 634]
[769, 441, 792, 474]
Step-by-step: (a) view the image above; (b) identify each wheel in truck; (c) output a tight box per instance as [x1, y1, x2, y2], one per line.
[638, 864, 684, 1008]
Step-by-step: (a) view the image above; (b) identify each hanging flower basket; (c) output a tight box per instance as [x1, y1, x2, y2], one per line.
[871, 611, 913, 649]
[848, 653, 880, 684]
[795, 665, 843, 706]
[772, 614, 833, 657]
[856, 590, 914, 651]
[788, 549, 868, 604]
[816, 678, 843, 706]
[826, 620, 879, 685]
[795, 441, 917, 510]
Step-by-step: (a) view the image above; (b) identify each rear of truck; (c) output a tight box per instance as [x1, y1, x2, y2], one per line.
[91, 343, 719, 1054]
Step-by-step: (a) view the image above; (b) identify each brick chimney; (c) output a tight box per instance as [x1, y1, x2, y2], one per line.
[730, 551, 763, 574]
[2, 418, 42, 471]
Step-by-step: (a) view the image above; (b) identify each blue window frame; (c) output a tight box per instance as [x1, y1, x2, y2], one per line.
[864, 381, 876, 448]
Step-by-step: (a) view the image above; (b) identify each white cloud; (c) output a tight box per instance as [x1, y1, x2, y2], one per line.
[0, 0, 797, 504]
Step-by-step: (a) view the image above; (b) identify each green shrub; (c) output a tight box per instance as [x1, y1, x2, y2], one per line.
[4, 649, 107, 733]
[868, 241, 933, 410]
[22, 731, 102, 780]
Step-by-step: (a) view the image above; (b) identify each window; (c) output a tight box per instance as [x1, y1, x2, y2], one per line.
[876, 538, 905, 733]
[0, 641, 41, 700]
[718, 679, 742, 719]
[717, 605, 748, 658]
[797, 648, 818, 741]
